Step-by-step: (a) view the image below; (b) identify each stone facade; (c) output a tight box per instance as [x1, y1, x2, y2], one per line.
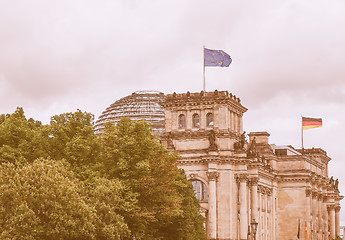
[160, 90, 343, 240]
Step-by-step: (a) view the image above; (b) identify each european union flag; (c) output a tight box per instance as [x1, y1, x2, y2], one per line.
[204, 48, 232, 67]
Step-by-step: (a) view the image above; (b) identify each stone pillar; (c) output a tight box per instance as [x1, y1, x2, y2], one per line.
[236, 114, 240, 133]
[305, 188, 311, 211]
[207, 172, 219, 240]
[237, 174, 248, 240]
[239, 115, 243, 133]
[185, 110, 191, 130]
[232, 112, 237, 132]
[318, 193, 322, 239]
[328, 205, 335, 240]
[201, 109, 206, 129]
[322, 195, 328, 240]
[305, 188, 312, 238]
[250, 177, 259, 223]
[312, 191, 317, 239]
[335, 206, 341, 237]
[257, 186, 262, 240]
[267, 189, 272, 240]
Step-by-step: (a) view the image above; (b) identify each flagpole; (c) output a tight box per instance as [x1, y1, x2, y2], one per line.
[301, 116, 304, 153]
[203, 45, 206, 92]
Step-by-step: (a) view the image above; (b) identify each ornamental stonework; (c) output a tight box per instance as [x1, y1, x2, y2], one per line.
[248, 177, 259, 186]
[235, 173, 247, 183]
[207, 172, 219, 181]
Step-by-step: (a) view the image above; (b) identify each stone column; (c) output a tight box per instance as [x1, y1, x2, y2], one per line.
[232, 112, 237, 132]
[318, 193, 322, 239]
[312, 191, 317, 239]
[257, 186, 262, 240]
[207, 172, 219, 240]
[305, 188, 311, 238]
[239, 115, 243, 133]
[186, 110, 191, 130]
[335, 206, 341, 237]
[250, 177, 259, 223]
[322, 195, 328, 240]
[328, 205, 335, 240]
[237, 174, 248, 240]
[267, 189, 272, 240]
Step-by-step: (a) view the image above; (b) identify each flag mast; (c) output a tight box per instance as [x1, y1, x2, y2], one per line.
[301, 116, 304, 152]
[203, 45, 206, 92]
[203, 46, 232, 92]
[301, 116, 323, 154]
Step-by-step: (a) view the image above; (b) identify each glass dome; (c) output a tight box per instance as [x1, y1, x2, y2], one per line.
[95, 90, 166, 136]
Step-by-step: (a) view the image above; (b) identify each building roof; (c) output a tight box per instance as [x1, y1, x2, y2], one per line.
[95, 90, 165, 136]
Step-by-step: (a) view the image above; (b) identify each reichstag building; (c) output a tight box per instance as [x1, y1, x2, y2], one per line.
[95, 90, 343, 240]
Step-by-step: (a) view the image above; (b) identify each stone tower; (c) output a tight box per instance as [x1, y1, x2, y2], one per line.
[161, 90, 249, 240]
[160, 90, 343, 240]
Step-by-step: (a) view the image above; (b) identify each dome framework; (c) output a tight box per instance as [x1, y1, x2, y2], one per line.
[95, 91, 165, 136]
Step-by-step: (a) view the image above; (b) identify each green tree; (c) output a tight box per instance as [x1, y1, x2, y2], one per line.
[99, 118, 206, 240]
[0, 159, 130, 240]
[47, 109, 101, 181]
[0, 107, 46, 164]
[48, 110, 100, 164]
[159, 169, 207, 240]
[0, 108, 206, 239]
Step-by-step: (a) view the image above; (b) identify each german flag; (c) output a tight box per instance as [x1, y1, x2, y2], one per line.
[302, 117, 322, 130]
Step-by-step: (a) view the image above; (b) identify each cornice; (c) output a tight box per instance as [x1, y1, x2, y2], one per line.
[162, 90, 248, 113]
[176, 155, 255, 165]
[276, 155, 324, 169]
[165, 128, 239, 140]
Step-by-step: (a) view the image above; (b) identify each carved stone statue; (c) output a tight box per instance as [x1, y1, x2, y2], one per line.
[247, 136, 257, 157]
[329, 176, 334, 185]
[167, 132, 175, 150]
[335, 178, 339, 190]
[209, 130, 218, 151]
[234, 131, 246, 151]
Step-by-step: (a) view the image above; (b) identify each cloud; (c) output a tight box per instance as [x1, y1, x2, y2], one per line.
[1, 0, 345, 224]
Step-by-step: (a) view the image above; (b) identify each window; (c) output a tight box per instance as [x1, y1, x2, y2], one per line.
[192, 180, 207, 201]
[206, 113, 214, 127]
[178, 114, 186, 129]
[192, 113, 200, 128]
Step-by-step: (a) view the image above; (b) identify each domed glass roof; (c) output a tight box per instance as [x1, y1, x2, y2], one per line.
[95, 90, 166, 136]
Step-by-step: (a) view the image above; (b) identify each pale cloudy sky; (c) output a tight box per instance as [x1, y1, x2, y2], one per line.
[1, 0, 345, 222]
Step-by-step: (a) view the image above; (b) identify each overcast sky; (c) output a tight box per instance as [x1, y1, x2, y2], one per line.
[1, 0, 345, 223]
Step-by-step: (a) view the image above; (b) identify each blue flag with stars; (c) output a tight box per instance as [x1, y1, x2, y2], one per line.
[204, 48, 232, 67]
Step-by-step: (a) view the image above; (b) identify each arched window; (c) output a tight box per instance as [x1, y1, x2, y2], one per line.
[192, 113, 200, 128]
[192, 180, 207, 201]
[178, 114, 186, 129]
[206, 113, 214, 127]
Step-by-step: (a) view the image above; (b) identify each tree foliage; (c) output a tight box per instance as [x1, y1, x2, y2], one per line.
[99, 118, 206, 240]
[0, 107, 46, 164]
[0, 159, 130, 240]
[0, 108, 206, 240]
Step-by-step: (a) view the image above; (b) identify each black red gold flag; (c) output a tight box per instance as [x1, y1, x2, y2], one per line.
[302, 117, 322, 130]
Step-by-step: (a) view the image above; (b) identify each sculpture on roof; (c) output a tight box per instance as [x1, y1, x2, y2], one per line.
[335, 178, 339, 190]
[234, 131, 247, 151]
[208, 130, 218, 151]
[247, 136, 257, 157]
